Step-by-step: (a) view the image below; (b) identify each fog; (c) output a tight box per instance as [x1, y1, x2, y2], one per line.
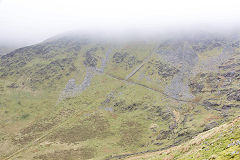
[1, 0, 240, 45]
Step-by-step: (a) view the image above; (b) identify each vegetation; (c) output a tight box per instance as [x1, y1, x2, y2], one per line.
[0, 33, 239, 160]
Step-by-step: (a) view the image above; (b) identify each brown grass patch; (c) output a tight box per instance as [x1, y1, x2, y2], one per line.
[204, 114, 220, 123]
[34, 147, 96, 160]
[49, 113, 110, 143]
[192, 96, 202, 103]
[119, 120, 144, 147]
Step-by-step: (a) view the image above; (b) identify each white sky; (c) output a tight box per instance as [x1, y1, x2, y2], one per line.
[1, 0, 240, 45]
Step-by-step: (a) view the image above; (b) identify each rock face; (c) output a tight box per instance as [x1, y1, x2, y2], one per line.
[156, 36, 240, 101]
[157, 41, 198, 67]
[84, 48, 98, 67]
[157, 41, 198, 100]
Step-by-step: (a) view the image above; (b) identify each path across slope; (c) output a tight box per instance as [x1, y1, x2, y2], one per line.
[125, 51, 153, 80]
[106, 73, 200, 105]
[125, 61, 146, 80]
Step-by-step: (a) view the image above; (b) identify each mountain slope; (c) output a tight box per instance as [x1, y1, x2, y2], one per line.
[0, 32, 239, 160]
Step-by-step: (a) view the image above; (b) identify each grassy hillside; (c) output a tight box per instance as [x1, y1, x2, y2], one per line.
[125, 117, 240, 160]
[0, 33, 239, 160]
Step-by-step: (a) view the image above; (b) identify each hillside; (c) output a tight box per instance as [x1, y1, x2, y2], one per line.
[0, 32, 239, 160]
[0, 46, 16, 56]
[125, 117, 240, 160]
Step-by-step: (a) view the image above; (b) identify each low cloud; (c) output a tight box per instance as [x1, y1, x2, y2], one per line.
[0, 0, 240, 45]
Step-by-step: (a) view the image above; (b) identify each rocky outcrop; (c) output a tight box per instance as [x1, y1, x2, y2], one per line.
[112, 52, 140, 70]
[203, 121, 218, 131]
[156, 130, 171, 140]
[222, 104, 240, 109]
[113, 52, 128, 64]
[227, 90, 240, 101]
[154, 61, 179, 78]
[59, 49, 111, 101]
[203, 100, 220, 110]
[58, 67, 95, 101]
